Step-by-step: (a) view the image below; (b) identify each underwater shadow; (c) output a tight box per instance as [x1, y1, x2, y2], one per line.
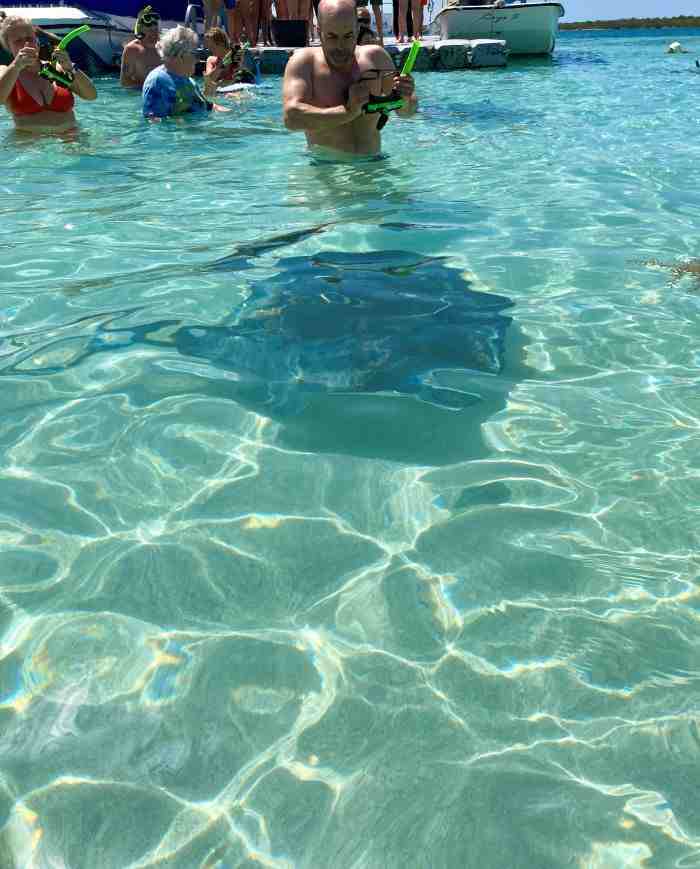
[176, 249, 530, 465]
[425, 99, 538, 127]
[4, 250, 531, 466]
[551, 51, 609, 66]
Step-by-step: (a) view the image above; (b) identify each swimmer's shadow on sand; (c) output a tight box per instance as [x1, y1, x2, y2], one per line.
[172, 250, 531, 464]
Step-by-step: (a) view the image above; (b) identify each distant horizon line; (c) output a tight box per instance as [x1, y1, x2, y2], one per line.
[560, 13, 700, 25]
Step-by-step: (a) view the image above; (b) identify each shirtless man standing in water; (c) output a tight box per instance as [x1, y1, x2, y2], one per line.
[120, 7, 162, 89]
[283, 0, 417, 157]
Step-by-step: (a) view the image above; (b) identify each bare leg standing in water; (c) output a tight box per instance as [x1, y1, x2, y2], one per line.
[287, 0, 311, 43]
[370, 0, 383, 43]
[203, 0, 223, 31]
[225, 0, 242, 41]
[240, 0, 260, 44]
[271, 0, 287, 44]
[397, 0, 408, 41]
[260, 0, 272, 44]
[287, 0, 310, 20]
[411, 0, 422, 37]
[307, 0, 315, 43]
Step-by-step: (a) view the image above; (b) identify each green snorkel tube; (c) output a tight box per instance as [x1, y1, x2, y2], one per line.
[402, 38, 422, 74]
[39, 24, 90, 87]
[364, 39, 420, 127]
[56, 24, 91, 52]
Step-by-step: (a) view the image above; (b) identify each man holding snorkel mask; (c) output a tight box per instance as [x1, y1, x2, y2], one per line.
[283, 0, 417, 157]
[120, 5, 162, 89]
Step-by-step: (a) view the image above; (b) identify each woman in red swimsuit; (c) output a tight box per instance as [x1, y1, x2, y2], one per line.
[0, 15, 96, 132]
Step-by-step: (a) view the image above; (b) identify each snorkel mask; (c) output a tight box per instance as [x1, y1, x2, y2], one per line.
[38, 24, 90, 86]
[363, 39, 420, 129]
[135, 5, 160, 36]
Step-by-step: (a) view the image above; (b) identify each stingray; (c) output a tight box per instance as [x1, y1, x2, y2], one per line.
[4, 250, 523, 464]
[4, 251, 516, 417]
[172, 250, 516, 415]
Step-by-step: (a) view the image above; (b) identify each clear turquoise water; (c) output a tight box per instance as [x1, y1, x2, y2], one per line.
[2, 27, 700, 868]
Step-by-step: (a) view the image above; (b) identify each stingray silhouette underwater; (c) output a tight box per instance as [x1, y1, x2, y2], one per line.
[177, 250, 515, 409]
[8, 247, 531, 465]
[176, 250, 529, 463]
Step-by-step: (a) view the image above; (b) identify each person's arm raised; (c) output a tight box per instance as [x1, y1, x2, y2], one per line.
[283, 49, 368, 132]
[0, 47, 35, 104]
[54, 48, 97, 100]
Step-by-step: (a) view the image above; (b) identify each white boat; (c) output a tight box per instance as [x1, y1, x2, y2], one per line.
[429, 0, 564, 55]
[0, 1, 193, 70]
[0, 5, 129, 69]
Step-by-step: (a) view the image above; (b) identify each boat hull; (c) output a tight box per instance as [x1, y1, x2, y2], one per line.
[0, 2, 192, 69]
[432, 2, 564, 55]
[0, 5, 132, 68]
[85, 0, 186, 15]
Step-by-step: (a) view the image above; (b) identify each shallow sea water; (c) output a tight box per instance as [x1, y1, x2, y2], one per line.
[2, 27, 700, 868]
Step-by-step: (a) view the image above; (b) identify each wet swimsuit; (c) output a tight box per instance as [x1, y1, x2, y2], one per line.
[211, 58, 256, 85]
[7, 78, 74, 116]
[210, 57, 237, 83]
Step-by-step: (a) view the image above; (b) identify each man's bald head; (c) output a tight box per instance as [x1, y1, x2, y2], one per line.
[317, 0, 357, 27]
[318, 0, 358, 68]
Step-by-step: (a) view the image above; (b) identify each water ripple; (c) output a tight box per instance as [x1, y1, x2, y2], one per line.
[3, 32, 700, 868]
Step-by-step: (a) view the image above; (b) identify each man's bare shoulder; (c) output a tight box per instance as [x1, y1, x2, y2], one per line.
[286, 47, 322, 71]
[357, 42, 394, 67]
[122, 39, 145, 56]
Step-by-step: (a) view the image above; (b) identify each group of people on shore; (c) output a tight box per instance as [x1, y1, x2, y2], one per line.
[0, 0, 417, 156]
[199, 0, 424, 47]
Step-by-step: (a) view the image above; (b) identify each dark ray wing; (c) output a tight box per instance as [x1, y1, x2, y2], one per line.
[175, 250, 515, 416]
[207, 222, 337, 272]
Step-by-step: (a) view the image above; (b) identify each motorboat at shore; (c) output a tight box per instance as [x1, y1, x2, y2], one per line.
[0, 1, 194, 70]
[1, 5, 125, 70]
[429, 0, 564, 55]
